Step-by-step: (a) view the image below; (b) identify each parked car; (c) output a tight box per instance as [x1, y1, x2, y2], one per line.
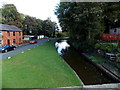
[105, 53, 116, 61]
[29, 40, 37, 44]
[0, 45, 16, 53]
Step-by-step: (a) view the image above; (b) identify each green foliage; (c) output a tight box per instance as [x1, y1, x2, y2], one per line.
[55, 2, 105, 39]
[95, 42, 119, 53]
[117, 53, 120, 57]
[23, 15, 39, 35]
[42, 18, 57, 37]
[22, 16, 57, 36]
[68, 38, 94, 52]
[2, 4, 23, 29]
[56, 31, 69, 37]
[55, 2, 106, 51]
[55, 2, 120, 52]
[103, 2, 120, 32]
[1, 4, 58, 36]
[95, 43, 101, 49]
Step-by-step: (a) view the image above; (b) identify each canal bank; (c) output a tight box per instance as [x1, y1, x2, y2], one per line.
[66, 39, 120, 84]
[2, 40, 82, 88]
[82, 53, 120, 83]
[56, 40, 118, 85]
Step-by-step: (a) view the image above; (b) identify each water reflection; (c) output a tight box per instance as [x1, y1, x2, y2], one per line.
[55, 40, 70, 55]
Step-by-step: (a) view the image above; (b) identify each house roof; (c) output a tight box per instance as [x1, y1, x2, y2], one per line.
[0, 24, 22, 32]
[110, 28, 120, 30]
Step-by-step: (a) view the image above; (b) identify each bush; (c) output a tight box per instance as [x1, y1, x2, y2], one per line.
[68, 38, 95, 52]
[116, 53, 120, 62]
[95, 43, 101, 49]
[95, 42, 119, 53]
[117, 53, 120, 57]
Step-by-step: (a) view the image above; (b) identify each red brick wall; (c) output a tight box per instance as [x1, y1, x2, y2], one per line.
[0, 31, 23, 46]
[102, 34, 120, 42]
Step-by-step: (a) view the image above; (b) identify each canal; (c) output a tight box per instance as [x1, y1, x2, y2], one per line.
[55, 40, 118, 85]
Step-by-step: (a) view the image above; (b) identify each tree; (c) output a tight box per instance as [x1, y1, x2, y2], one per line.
[36, 19, 43, 35]
[2, 4, 23, 29]
[55, 2, 105, 51]
[42, 18, 56, 37]
[103, 2, 120, 33]
[55, 2, 120, 52]
[23, 15, 39, 35]
[1, 4, 58, 36]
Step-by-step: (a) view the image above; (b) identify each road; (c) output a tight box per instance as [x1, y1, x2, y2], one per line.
[0, 38, 49, 60]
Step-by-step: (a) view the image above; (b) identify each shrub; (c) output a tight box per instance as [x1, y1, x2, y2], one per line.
[95, 42, 119, 53]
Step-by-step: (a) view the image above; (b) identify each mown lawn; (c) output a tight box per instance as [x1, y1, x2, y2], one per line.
[2, 40, 82, 88]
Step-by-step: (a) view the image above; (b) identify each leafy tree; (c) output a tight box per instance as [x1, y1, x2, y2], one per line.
[55, 2, 105, 51]
[103, 2, 120, 33]
[23, 15, 44, 35]
[36, 19, 43, 35]
[42, 18, 56, 37]
[55, 2, 120, 52]
[1, 4, 58, 36]
[2, 4, 23, 29]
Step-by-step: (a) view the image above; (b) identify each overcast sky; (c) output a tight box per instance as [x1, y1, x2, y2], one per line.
[0, 0, 61, 29]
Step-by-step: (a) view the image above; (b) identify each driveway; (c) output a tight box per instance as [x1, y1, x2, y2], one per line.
[0, 38, 49, 60]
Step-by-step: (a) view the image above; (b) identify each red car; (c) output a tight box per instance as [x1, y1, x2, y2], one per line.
[29, 40, 37, 44]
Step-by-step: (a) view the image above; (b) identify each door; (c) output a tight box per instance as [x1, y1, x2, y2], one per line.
[7, 39, 10, 45]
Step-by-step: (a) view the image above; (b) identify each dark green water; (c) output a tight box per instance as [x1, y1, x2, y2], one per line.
[56, 40, 118, 85]
[62, 48, 118, 85]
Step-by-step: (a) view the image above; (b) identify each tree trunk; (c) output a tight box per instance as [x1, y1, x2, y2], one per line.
[88, 30, 91, 40]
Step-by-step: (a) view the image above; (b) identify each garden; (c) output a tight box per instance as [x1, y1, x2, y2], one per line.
[95, 42, 120, 62]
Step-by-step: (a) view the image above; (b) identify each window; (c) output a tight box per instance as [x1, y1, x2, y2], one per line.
[0, 40, 2, 45]
[13, 39, 16, 44]
[7, 31, 10, 36]
[114, 29, 116, 32]
[19, 32, 21, 36]
[0, 32, 2, 36]
[13, 32, 15, 36]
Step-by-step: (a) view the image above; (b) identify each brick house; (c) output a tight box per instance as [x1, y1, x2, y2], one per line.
[0, 24, 23, 46]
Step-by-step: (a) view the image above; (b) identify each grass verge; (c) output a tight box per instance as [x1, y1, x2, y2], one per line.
[2, 40, 82, 88]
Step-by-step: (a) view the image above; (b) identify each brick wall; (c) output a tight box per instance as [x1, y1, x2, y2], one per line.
[102, 34, 120, 42]
[0, 31, 23, 46]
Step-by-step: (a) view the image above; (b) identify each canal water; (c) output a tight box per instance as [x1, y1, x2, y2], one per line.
[55, 40, 117, 85]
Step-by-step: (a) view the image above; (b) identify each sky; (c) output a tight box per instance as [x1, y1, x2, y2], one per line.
[0, 0, 61, 30]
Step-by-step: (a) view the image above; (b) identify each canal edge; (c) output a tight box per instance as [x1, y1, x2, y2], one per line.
[82, 53, 120, 83]
[59, 55, 85, 86]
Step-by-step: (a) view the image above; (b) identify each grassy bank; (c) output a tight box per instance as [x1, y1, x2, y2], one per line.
[87, 53, 120, 74]
[2, 40, 82, 88]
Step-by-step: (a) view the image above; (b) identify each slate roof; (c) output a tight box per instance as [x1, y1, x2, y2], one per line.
[0, 24, 22, 32]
